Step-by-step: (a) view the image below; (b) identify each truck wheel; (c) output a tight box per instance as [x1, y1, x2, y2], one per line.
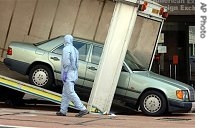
[138, 90, 167, 116]
[29, 65, 54, 89]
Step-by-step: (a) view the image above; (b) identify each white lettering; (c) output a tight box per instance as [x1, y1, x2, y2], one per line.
[153, 0, 185, 4]
[187, 0, 195, 4]
[165, 5, 179, 12]
[180, 5, 195, 11]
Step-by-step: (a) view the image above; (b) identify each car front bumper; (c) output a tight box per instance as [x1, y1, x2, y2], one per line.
[168, 99, 193, 113]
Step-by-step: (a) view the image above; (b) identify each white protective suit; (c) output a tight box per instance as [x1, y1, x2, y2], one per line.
[59, 35, 86, 114]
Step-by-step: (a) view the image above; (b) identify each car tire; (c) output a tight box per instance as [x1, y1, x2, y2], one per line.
[138, 90, 167, 116]
[29, 64, 54, 89]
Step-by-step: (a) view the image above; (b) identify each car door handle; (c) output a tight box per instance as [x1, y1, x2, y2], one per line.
[50, 57, 60, 61]
[88, 66, 97, 70]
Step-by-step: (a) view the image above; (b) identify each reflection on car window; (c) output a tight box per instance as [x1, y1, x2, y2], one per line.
[122, 64, 129, 72]
[36, 36, 63, 51]
[92, 46, 102, 64]
[52, 41, 90, 61]
[74, 41, 90, 61]
[52, 45, 63, 55]
[125, 52, 146, 71]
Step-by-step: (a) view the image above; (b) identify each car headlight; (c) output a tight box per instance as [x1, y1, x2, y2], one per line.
[176, 90, 189, 101]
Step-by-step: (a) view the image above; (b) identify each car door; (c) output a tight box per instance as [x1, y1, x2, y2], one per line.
[84, 45, 102, 89]
[83, 44, 130, 99]
[74, 40, 91, 86]
[49, 44, 63, 82]
[115, 63, 130, 98]
[49, 40, 91, 86]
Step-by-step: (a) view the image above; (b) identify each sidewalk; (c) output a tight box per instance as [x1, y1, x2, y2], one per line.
[0, 106, 195, 128]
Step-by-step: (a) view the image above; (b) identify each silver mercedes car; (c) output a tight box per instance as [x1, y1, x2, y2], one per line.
[4, 36, 195, 116]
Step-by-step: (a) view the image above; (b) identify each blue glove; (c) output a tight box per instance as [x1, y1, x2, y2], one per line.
[62, 72, 67, 82]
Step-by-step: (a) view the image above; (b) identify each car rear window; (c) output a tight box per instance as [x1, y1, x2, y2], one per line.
[36, 36, 63, 51]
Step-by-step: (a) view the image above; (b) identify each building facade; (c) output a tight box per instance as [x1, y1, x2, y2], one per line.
[151, 0, 195, 86]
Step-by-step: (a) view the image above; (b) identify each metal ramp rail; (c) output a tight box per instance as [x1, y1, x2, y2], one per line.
[0, 75, 101, 113]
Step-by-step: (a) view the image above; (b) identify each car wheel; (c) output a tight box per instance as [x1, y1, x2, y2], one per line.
[138, 90, 167, 116]
[29, 65, 54, 89]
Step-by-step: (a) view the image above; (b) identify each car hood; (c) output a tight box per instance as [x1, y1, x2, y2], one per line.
[133, 71, 193, 89]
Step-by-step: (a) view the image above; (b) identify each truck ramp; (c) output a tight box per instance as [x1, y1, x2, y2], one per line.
[0, 75, 101, 113]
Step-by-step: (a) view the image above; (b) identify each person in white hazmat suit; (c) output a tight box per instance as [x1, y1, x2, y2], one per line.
[56, 35, 89, 117]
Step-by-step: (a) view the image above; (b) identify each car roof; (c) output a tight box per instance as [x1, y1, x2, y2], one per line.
[73, 36, 103, 47]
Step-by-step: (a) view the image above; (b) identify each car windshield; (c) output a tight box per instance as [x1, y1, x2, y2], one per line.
[125, 52, 146, 71]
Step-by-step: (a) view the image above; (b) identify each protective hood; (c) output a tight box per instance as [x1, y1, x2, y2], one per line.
[64, 35, 73, 46]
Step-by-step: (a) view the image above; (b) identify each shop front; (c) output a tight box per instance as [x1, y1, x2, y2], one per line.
[151, 0, 195, 87]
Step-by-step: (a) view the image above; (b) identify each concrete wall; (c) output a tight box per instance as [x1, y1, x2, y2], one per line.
[0, 0, 142, 58]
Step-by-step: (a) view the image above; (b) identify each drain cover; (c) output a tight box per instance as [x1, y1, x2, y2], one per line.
[157, 118, 191, 121]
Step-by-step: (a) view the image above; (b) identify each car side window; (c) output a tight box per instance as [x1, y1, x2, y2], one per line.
[122, 65, 129, 72]
[52, 41, 90, 61]
[74, 41, 90, 61]
[52, 45, 64, 55]
[92, 46, 103, 64]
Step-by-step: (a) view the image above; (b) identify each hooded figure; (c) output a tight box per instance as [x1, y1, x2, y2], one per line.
[61, 35, 78, 83]
[56, 35, 89, 117]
